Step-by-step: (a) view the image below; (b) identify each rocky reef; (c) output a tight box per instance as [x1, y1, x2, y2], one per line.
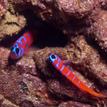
[0, 0, 107, 107]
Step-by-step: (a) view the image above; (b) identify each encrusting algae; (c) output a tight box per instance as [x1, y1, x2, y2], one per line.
[0, 0, 107, 107]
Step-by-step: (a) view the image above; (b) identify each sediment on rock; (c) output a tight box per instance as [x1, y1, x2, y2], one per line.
[34, 35, 107, 87]
[0, 11, 26, 41]
[58, 101, 93, 107]
[0, 0, 8, 17]
[0, 0, 107, 106]
[67, 35, 107, 88]
[88, 10, 107, 54]
[33, 35, 107, 105]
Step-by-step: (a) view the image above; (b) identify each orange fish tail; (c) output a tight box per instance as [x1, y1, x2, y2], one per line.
[60, 65, 106, 98]
[79, 81, 106, 98]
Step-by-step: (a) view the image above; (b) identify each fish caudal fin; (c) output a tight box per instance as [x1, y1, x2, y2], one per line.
[79, 81, 106, 98]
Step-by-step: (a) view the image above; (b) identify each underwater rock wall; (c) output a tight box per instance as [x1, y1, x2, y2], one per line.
[0, 0, 107, 107]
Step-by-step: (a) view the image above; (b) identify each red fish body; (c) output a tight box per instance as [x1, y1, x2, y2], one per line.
[10, 31, 33, 59]
[49, 54, 106, 98]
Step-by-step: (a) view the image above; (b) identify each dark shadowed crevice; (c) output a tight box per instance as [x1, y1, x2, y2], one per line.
[0, 9, 68, 49]
[35, 23, 68, 48]
[0, 28, 27, 47]
[20, 9, 68, 48]
[85, 35, 107, 64]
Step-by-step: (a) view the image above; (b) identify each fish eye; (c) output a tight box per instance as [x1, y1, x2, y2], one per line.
[16, 48, 19, 54]
[51, 54, 56, 59]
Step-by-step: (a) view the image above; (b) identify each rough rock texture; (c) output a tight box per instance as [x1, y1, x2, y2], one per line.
[88, 10, 107, 53]
[0, 0, 107, 107]
[16, 55, 37, 76]
[56, 0, 99, 17]
[0, 47, 9, 67]
[34, 36, 107, 87]
[0, 11, 26, 40]
[0, 48, 56, 107]
[34, 36, 107, 105]
[0, 0, 8, 17]
[100, 0, 107, 9]
[67, 36, 107, 87]
[58, 101, 93, 107]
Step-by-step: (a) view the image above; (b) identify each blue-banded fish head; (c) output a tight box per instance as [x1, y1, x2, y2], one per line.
[10, 43, 24, 59]
[49, 54, 58, 63]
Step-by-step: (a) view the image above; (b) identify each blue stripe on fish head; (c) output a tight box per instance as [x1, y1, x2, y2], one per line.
[11, 43, 18, 53]
[11, 43, 24, 59]
[18, 47, 24, 58]
[11, 43, 19, 58]
[49, 54, 57, 63]
[17, 36, 27, 45]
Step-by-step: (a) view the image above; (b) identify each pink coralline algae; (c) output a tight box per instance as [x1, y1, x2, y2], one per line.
[0, 0, 8, 17]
